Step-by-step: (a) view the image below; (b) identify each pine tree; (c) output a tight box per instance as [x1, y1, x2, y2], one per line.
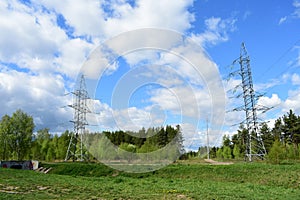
[260, 122, 274, 153]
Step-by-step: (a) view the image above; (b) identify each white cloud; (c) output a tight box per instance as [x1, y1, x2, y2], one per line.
[0, 1, 66, 62]
[255, 73, 300, 90]
[255, 76, 287, 91]
[80, 26, 226, 142]
[282, 88, 300, 114]
[190, 17, 237, 46]
[81, 29, 184, 79]
[222, 78, 246, 126]
[179, 123, 199, 150]
[243, 11, 252, 20]
[0, 68, 72, 131]
[55, 38, 94, 78]
[293, 0, 300, 17]
[88, 99, 165, 132]
[0, 0, 95, 78]
[0, 0, 236, 153]
[103, 0, 194, 36]
[278, 0, 300, 24]
[265, 118, 277, 129]
[257, 94, 282, 108]
[279, 16, 287, 25]
[33, 0, 105, 38]
[33, 0, 194, 40]
[291, 73, 300, 85]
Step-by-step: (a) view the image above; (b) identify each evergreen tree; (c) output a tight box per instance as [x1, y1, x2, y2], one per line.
[210, 147, 217, 158]
[222, 135, 231, 147]
[283, 110, 300, 146]
[272, 118, 283, 142]
[260, 122, 274, 153]
[157, 127, 168, 147]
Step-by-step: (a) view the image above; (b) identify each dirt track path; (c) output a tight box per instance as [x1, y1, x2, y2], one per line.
[204, 159, 234, 165]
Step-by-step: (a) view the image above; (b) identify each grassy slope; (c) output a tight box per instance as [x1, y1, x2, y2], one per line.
[0, 161, 300, 199]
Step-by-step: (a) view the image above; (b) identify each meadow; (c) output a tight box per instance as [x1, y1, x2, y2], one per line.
[0, 160, 299, 199]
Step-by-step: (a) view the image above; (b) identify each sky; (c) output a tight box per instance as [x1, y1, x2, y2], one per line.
[0, 0, 300, 151]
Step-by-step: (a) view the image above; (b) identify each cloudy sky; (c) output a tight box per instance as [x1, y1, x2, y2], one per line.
[0, 0, 299, 150]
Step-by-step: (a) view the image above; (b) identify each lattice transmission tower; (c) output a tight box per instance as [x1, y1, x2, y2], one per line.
[230, 43, 268, 161]
[65, 74, 90, 162]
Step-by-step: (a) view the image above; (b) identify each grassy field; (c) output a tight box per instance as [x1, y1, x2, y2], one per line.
[0, 160, 300, 199]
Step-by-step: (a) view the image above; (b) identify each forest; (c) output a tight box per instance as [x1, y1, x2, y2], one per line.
[0, 109, 183, 162]
[1, 109, 300, 164]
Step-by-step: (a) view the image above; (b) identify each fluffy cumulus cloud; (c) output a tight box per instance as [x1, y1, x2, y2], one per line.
[30, 0, 194, 40]
[0, 1, 62, 61]
[0, 65, 72, 131]
[103, 0, 194, 36]
[258, 94, 282, 109]
[0, 0, 236, 152]
[81, 26, 226, 136]
[282, 88, 300, 114]
[250, 72, 300, 125]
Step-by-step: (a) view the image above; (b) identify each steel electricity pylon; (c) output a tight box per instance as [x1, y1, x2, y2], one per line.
[230, 43, 268, 161]
[65, 74, 90, 162]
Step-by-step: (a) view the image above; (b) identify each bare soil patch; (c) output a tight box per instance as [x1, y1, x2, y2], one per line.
[204, 159, 234, 165]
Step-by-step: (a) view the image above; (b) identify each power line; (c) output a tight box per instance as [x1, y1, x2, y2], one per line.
[257, 39, 300, 81]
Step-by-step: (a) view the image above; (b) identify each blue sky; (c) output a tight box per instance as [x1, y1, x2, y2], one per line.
[0, 0, 299, 150]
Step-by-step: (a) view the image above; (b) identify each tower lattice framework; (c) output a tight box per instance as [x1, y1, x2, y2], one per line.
[65, 74, 90, 161]
[233, 43, 267, 161]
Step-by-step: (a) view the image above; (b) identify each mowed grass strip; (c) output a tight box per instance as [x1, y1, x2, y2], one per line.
[0, 162, 299, 199]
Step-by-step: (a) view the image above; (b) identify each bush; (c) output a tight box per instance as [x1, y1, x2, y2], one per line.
[233, 144, 242, 159]
[267, 140, 286, 164]
[216, 148, 223, 159]
[222, 146, 232, 159]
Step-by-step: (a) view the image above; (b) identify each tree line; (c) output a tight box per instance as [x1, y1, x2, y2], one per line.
[0, 109, 184, 162]
[3, 109, 299, 163]
[184, 109, 300, 163]
[87, 125, 184, 162]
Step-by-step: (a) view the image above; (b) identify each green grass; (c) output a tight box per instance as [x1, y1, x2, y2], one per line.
[0, 161, 300, 199]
